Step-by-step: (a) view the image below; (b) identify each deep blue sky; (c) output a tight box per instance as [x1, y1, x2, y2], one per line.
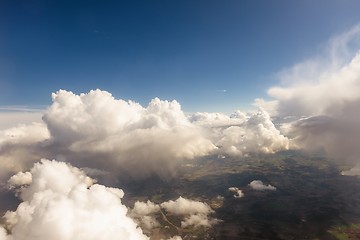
[1, 0, 360, 112]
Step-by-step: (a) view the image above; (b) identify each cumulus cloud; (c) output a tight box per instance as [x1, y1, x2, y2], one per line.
[191, 108, 289, 156]
[249, 180, 276, 191]
[1, 159, 148, 240]
[259, 23, 360, 164]
[42, 90, 216, 179]
[129, 200, 161, 230]
[228, 187, 244, 199]
[0, 88, 289, 184]
[161, 197, 217, 228]
[0, 89, 216, 181]
[160, 197, 213, 216]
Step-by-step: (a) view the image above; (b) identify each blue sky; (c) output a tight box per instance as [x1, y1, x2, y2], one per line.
[1, 0, 360, 112]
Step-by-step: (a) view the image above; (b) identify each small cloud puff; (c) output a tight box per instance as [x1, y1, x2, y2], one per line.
[248, 180, 276, 191]
[228, 187, 244, 199]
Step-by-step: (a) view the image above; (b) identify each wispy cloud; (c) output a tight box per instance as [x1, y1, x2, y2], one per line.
[0, 105, 45, 112]
[215, 89, 227, 93]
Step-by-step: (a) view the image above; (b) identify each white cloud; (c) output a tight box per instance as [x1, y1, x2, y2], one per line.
[0, 89, 216, 181]
[160, 197, 217, 228]
[7, 171, 32, 186]
[0, 89, 289, 185]
[41, 89, 216, 179]
[2, 159, 148, 240]
[228, 187, 244, 199]
[261, 23, 360, 165]
[160, 197, 212, 216]
[191, 109, 289, 156]
[129, 201, 161, 230]
[181, 213, 217, 228]
[0, 122, 49, 146]
[249, 180, 276, 191]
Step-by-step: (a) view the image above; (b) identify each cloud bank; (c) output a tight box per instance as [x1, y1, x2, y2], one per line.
[0, 89, 289, 182]
[0, 90, 218, 180]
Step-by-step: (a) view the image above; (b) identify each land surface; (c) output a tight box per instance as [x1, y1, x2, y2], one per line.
[121, 151, 360, 240]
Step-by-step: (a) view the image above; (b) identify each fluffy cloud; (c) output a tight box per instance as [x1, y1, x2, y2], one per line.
[248, 180, 276, 191]
[191, 109, 289, 156]
[160, 197, 213, 216]
[228, 187, 244, 199]
[0, 88, 290, 183]
[0, 90, 216, 181]
[129, 201, 161, 230]
[160, 197, 217, 228]
[42, 90, 216, 179]
[1, 159, 148, 240]
[259, 23, 360, 164]
[1, 160, 222, 240]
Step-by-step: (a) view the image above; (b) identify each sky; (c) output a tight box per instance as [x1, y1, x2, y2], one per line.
[1, 0, 360, 112]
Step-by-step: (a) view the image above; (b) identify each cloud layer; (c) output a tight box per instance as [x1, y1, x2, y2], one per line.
[0, 89, 289, 182]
